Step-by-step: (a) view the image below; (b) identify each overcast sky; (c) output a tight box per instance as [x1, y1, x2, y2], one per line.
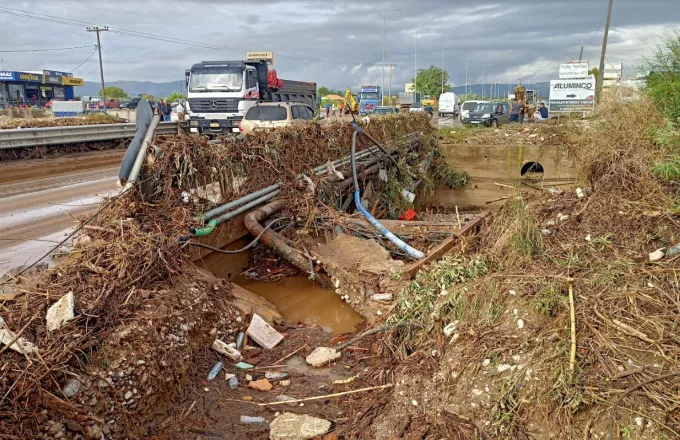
[1, 0, 679, 91]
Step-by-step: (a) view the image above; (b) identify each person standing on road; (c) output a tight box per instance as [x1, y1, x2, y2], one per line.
[325, 101, 331, 118]
[510, 99, 521, 123]
[424, 105, 434, 118]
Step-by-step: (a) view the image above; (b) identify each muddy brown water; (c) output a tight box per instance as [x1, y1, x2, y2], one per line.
[236, 276, 363, 334]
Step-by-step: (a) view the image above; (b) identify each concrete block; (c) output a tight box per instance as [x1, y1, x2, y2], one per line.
[246, 313, 283, 350]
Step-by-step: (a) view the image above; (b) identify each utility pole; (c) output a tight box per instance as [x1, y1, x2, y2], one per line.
[87, 26, 109, 107]
[579, 45, 584, 61]
[389, 64, 393, 106]
[597, 0, 614, 96]
[465, 57, 474, 96]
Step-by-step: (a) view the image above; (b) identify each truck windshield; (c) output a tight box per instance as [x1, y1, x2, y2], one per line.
[190, 66, 243, 92]
[245, 105, 287, 121]
[361, 93, 379, 100]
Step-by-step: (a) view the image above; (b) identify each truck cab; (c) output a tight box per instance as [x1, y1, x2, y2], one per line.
[185, 61, 263, 134]
[359, 85, 380, 115]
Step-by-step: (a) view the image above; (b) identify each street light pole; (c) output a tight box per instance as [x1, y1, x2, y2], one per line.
[482, 64, 491, 99]
[413, 28, 430, 103]
[441, 46, 445, 95]
[382, 8, 401, 105]
[465, 57, 474, 96]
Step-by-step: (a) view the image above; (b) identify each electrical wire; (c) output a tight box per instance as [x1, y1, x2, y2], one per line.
[69, 48, 98, 73]
[182, 217, 287, 254]
[0, 45, 94, 53]
[0, 6, 393, 66]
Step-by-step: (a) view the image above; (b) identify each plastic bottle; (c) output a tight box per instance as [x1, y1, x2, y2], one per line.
[236, 332, 245, 350]
[207, 362, 223, 381]
[667, 243, 680, 257]
[228, 376, 239, 390]
[240, 415, 266, 424]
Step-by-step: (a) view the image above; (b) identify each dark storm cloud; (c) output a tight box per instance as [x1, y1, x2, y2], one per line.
[1, 0, 679, 90]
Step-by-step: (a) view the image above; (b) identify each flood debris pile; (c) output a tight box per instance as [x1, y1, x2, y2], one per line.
[0, 113, 450, 439]
[334, 100, 680, 439]
[0, 113, 121, 130]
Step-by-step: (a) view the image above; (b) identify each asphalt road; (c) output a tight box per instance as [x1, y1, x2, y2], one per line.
[0, 151, 121, 275]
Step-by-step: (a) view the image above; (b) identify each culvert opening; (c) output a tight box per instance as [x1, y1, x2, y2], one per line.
[521, 161, 545, 176]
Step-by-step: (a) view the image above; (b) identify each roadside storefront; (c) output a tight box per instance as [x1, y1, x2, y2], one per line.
[0, 70, 84, 107]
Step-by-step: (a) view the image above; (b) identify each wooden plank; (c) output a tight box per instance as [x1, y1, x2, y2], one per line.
[401, 211, 491, 280]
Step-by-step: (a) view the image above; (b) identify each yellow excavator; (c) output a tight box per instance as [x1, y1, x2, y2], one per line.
[343, 88, 359, 114]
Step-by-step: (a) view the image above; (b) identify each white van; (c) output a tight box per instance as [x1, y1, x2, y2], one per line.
[460, 100, 487, 122]
[438, 92, 459, 117]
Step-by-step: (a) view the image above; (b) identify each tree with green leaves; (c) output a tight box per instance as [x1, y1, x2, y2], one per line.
[166, 92, 186, 102]
[141, 94, 155, 102]
[412, 66, 451, 98]
[101, 86, 128, 99]
[318, 86, 331, 97]
[588, 67, 599, 78]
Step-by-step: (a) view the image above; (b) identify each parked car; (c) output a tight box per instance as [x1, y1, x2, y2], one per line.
[465, 102, 510, 127]
[119, 100, 130, 109]
[460, 100, 487, 122]
[239, 102, 316, 134]
[104, 99, 120, 109]
[372, 106, 399, 115]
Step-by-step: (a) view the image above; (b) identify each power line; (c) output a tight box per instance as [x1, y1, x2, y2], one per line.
[0, 44, 94, 53]
[0, 6, 391, 66]
[69, 48, 98, 73]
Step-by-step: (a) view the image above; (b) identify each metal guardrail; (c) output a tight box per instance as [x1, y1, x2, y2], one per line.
[0, 122, 178, 150]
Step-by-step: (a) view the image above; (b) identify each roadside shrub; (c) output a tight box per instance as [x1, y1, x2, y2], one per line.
[644, 32, 680, 123]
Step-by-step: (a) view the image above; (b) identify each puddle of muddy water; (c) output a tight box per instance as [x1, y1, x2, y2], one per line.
[235, 276, 363, 334]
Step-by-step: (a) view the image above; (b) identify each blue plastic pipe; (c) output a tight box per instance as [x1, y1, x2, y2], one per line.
[350, 127, 424, 260]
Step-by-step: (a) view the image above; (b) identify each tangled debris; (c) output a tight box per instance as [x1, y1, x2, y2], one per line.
[0, 113, 442, 439]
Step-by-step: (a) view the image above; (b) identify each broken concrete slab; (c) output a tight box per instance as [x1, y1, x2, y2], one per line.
[306, 347, 341, 367]
[247, 313, 283, 350]
[269, 412, 331, 440]
[46, 291, 75, 332]
[0, 316, 37, 355]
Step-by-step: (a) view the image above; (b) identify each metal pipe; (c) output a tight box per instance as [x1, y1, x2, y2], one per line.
[198, 184, 281, 222]
[123, 114, 161, 191]
[244, 200, 333, 288]
[214, 190, 281, 225]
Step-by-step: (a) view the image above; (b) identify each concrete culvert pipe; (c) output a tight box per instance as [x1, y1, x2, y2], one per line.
[244, 200, 333, 289]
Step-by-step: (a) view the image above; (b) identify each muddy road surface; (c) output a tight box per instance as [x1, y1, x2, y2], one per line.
[0, 151, 122, 275]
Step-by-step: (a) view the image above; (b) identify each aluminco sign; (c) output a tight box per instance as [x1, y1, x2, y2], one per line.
[553, 82, 594, 90]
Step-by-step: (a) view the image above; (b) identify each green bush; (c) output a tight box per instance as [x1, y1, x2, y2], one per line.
[644, 32, 680, 123]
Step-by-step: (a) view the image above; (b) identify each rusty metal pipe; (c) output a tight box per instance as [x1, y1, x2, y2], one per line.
[244, 200, 333, 289]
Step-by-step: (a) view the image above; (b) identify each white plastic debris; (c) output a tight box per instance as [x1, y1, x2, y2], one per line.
[509, 290, 517, 296]
[46, 291, 75, 332]
[649, 249, 664, 262]
[401, 189, 416, 203]
[443, 321, 459, 337]
[306, 347, 341, 367]
[0, 317, 37, 355]
[576, 187, 585, 198]
[517, 319, 525, 329]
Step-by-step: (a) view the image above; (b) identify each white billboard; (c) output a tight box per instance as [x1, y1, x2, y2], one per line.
[405, 83, 415, 93]
[549, 76, 596, 111]
[559, 61, 589, 79]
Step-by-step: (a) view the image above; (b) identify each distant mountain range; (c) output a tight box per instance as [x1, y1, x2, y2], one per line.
[79, 79, 551, 99]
